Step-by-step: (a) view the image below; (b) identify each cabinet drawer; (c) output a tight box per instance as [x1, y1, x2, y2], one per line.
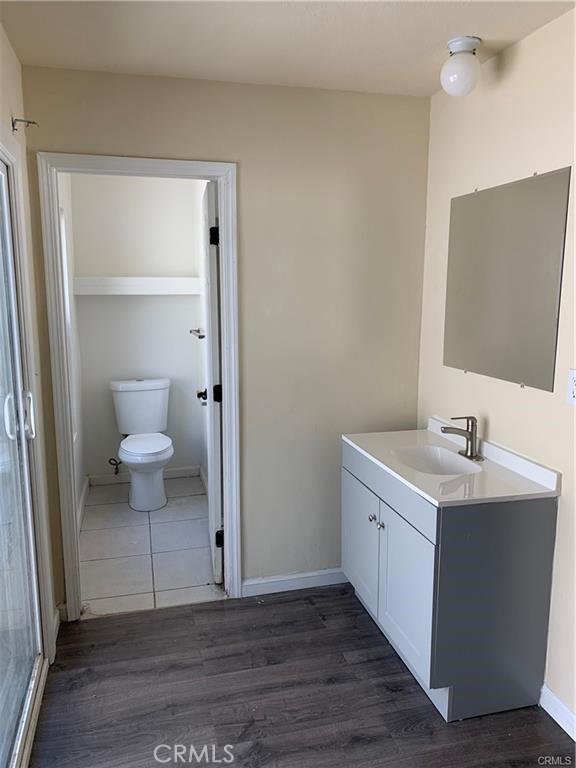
[342, 439, 438, 544]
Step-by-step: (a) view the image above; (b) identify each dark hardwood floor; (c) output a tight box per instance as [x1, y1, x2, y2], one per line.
[31, 586, 573, 767]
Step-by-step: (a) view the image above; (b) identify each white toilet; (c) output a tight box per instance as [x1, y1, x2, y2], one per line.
[110, 378, 174, 512]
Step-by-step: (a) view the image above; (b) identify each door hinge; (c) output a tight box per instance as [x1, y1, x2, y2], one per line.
[209, 225, 220, 246]
[213, 384, 222, 403]
[215, 529, 224, 549]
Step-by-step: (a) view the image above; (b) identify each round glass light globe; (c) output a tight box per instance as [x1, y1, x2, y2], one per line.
[440, 52, 480, 96]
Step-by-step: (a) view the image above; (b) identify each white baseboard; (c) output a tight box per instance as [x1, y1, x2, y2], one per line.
[77, 476, 89, 530]
[242, 568, 348, 598]
[89, 465, 200, 486]
[540, 685, 576, 740]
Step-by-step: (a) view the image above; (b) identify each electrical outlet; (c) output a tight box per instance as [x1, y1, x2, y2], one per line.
[568, 369, 576, 405]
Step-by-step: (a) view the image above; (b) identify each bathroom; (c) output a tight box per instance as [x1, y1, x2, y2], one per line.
[56, 171, 225, 615]
[0, 3, 574, 766]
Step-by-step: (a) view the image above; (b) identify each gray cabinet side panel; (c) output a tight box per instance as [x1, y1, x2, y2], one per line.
[431, 498, 557, 720]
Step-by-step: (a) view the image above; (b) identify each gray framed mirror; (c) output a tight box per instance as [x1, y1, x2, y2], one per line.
[444, 167, 571, 391]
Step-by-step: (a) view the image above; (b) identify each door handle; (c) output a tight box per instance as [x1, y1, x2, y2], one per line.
[3, 393, 17, 440]
[196, 389, 208, 400]
[24, 390, 36, 440]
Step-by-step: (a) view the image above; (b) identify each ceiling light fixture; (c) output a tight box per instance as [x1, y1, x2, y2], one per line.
[440, 36, 482, 97]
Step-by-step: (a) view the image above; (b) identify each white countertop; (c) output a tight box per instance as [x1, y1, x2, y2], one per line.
[343, 419, 560, 508]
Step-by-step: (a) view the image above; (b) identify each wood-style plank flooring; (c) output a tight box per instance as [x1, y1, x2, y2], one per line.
[31, 586, 574, 767]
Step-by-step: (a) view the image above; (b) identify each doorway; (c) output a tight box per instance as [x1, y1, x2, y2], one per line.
[38, 154, 240, 621]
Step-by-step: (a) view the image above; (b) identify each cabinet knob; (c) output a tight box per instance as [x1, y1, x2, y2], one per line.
[377, 521, 386, 530]
[368, 513, 377, 523]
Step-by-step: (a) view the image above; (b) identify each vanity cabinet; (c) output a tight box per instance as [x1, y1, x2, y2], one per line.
[341, 436, 558, 722]
[342, 469, 435, 686]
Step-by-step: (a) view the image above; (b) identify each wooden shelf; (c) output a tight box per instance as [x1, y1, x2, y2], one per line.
[73, 277, 202, 296]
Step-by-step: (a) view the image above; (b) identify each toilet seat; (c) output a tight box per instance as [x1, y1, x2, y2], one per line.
[117, 432, 174, 511]
[120, 432, 172, 457]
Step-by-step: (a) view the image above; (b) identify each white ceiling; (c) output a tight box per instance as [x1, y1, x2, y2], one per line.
[1, 1, 572, 96]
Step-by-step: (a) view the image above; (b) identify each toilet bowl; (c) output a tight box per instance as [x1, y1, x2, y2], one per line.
[118, 432, 174, 512]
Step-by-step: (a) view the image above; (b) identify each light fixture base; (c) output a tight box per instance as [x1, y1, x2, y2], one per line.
[447, 36, 482, 56]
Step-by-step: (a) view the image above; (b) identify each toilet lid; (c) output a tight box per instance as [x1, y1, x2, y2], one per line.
[120, 433, 172, 456]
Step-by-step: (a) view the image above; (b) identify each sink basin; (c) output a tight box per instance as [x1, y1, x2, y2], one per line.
[395, 445, 482, 476]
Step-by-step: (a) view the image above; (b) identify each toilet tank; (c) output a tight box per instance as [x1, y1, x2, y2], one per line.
[110, 378, 170, 435]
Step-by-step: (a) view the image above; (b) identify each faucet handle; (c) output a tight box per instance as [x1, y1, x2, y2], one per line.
[451, 416, 477, 428]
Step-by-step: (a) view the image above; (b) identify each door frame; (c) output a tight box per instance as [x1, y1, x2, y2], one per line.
[201, 182, 224, 583]
[37, 153, 241, 619]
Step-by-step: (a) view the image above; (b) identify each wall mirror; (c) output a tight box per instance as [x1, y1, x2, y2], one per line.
[443, 167, 571, 392]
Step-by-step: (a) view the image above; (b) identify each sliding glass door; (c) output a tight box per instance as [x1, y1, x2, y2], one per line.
[0, 160, 42, 767]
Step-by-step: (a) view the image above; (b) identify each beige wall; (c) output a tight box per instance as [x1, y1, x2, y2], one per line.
[21, 67, 430, 595]
[0, 25, 57, 611]
[70, 174, 206, 277]
[0, 24, 24, 150]
[418, 11, 575, 712]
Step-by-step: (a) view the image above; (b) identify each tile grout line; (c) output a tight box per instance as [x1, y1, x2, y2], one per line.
[155, 584, 219, 595]
[151, 516, 208, 527]
[80, 552, 154, 563]
[83, 522, 149, 530]
[150, 544, 212, 556]
[83, 590, 154, 602]
[82, 515, 207, 532]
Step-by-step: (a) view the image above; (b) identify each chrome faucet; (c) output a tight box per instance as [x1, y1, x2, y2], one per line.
[441, 416, 484, 462]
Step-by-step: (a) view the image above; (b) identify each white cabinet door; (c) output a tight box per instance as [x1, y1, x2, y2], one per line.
[378, 501, 435, 685]
[341, 469, 380, 617]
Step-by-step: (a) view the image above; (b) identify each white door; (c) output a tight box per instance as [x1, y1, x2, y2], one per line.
[341, 469, 380, 617]
[200, 182, 223, 584]
[377, 500, 435, 686]
[0, 160, 43, 767]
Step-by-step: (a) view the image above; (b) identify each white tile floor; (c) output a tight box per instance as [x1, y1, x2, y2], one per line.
[79, 476, 225, 618]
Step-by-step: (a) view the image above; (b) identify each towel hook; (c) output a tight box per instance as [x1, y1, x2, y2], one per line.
[12, 117, 39, 133]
